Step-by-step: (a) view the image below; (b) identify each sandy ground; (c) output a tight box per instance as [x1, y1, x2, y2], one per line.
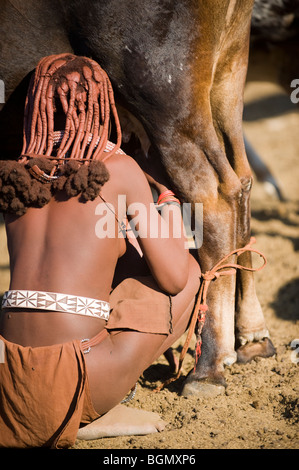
[0, 80, 298, 451]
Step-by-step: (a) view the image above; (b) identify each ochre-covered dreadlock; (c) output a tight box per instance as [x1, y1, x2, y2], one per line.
[0, 53, 123, 216]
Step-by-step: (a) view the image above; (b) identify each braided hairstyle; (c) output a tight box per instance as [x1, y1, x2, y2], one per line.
[0, 53, 122, 216]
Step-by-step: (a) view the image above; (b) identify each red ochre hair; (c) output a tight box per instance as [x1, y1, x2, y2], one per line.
[0, 53, 122, 215]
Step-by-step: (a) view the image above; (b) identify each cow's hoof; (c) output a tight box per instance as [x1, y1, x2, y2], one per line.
[237, 337, 276, 363]
[237, 328, 270, 346]
[181, 380, 225, 398]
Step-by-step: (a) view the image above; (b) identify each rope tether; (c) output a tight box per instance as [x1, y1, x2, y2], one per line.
[155, 236, 267, 391]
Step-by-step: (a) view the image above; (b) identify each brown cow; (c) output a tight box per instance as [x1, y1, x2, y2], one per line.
[0, 0, 275, 397]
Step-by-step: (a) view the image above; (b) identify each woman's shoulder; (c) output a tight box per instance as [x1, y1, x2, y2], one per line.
[105, 151, 145, 182]
[106, 150, 138, 167]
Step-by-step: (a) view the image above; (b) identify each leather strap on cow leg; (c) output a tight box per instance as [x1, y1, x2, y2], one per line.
[155, 237, 267, 392]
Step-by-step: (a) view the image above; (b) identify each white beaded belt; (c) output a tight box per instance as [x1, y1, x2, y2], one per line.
[1, 290, 110, 320]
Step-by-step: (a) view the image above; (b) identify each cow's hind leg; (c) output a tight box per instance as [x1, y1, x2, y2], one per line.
[182, 276, 237, 398]
[181, 198, 241, 397]
[235, 250, 276, 363]
[234, 171, 275, 362]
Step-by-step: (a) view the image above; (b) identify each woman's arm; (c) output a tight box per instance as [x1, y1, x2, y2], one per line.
[116, 153, 189, 295]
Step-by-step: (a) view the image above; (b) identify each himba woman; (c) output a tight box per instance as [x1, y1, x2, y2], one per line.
[0, 54, 200, 448]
